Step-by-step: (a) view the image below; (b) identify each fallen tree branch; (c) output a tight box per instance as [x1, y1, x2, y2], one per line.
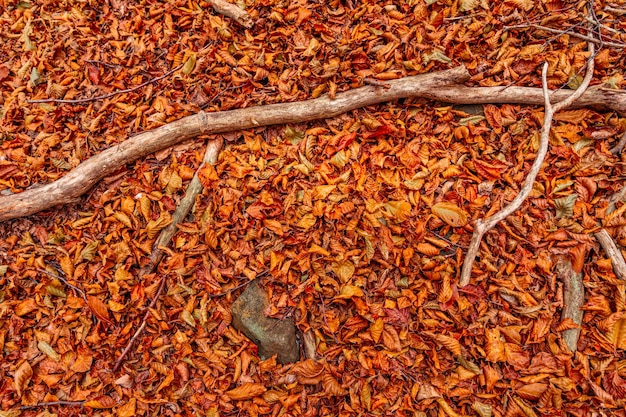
[555, 257, 584, 352]
[594, 229, 626, 281]
[459, 42, 596, 287]
[4, 65, 626, 222]
[208, 0, 253, 28]
[113, 139, 223, 371]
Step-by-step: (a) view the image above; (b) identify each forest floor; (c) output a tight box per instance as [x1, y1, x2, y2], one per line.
[1, 0, 626, 416]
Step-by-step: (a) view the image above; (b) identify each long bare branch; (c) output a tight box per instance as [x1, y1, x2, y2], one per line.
[3, 65, 625, 222]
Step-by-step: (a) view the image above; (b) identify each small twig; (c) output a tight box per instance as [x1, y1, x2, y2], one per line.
[610, 130, 626, 154]
[21, 400, 85, 409]
[84, 59, 120, 69]
[318, 291, 338, 343]
[459, 40, 596, 287]
[27, 63, 184, 104]
[208, 0, 253, 28]
[594, 229, 626, 281]
[583, 16, 626, 36]
[35, 268, 87, 301]
[504, 23, 626, 48]
[112, 275, 167, 372]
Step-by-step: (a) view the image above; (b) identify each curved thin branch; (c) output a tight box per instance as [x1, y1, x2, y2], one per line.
[459, 41, 596, 287]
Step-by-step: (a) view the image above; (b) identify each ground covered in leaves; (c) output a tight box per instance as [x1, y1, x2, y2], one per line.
[1, 0, 626, 415]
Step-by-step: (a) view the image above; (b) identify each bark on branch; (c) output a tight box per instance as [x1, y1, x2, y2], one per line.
[2, 65, 624, 222]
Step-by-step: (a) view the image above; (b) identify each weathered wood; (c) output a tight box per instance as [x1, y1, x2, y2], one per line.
[1, 64, 624, 222]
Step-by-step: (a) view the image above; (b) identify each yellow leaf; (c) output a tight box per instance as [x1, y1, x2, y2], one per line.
[384, 200, 411, 222]
[331, 261, 355, 282]
[431, 202, 468, 227]
[117, 398, 136, 417]
[335, 285, 364, 299]
[114, 211, 132, 228]
[296, 213, 317, 230]
[182, 53, 197, 75]
[308, 244, 330, 256]
[312, 185, 336, 200]
[370, 318, 384, 343]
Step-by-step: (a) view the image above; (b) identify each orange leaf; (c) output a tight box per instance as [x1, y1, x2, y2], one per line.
[431, 202, 468, 227]
[84, 396, 116, 408]
[15, 298, 38, 316]
[416, 242, 440, 256]
[335, 285, 364, 299]
[225, 383, 267, 400]
[331, 261, 355, 282]
[484, 328, 506, 362]
[87, 295, 112, 323]
[370, 318, 384, 343]
[117, 398, 136, 417]
[263, 219, 284, 236]
[13, 360, 32, 397]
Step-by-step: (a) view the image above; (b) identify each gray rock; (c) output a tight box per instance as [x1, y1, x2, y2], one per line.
[231, 281, 299, 364]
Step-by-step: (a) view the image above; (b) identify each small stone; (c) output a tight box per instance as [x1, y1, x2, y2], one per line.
[231, 281, 299, 364]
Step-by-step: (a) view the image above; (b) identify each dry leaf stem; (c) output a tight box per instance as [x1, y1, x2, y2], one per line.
[555, 257, 584, 352]
[113, 139, 223, 371]
[459, 42, 596, 287]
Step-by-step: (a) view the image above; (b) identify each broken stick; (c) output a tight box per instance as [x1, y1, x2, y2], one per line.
[208, 0, 253, 28]
[112, 139, 223, 371]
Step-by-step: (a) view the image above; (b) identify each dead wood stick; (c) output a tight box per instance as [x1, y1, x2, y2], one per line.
[142, 139, 223, 272]
[0, 66, 469, 222]
[594, 229, 626, 281]
[5, 65, 626, 222]
[459, 42, 596, 287]
[113, 139, 223, 371]
[208, 0, 253, 28]
[555, 257, 584, 352]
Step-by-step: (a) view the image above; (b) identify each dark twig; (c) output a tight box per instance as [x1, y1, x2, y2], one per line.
[35, 268, 87, 301]
[112, 275, 167, 372]
[504, 23, 626, 48]
[27, 64, 184, 104]
[21, 400, 85, 410]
